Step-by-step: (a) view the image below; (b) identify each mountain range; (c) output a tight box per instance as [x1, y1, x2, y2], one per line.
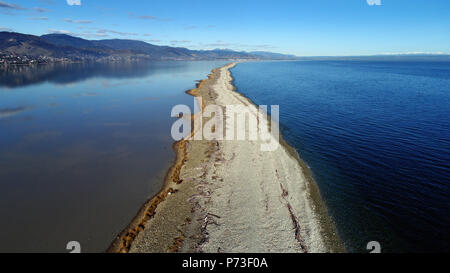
[0, 32, 298, 61]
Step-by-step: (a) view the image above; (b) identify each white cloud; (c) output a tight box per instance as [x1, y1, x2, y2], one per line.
[66, 0, 81, 6]
[31, 17, 49, 20]
[0, 26, 13, 31]
[64, 18, 92, 24]
[0, 1, 27, 10]
[379, 51, 449, 55]
[48, 29, 73, 35]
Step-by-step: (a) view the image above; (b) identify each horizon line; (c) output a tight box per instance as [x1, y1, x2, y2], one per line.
[1, 30, 450, 58]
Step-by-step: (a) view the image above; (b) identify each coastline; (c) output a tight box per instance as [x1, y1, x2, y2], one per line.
[227, 64, 344, 252]
[108, 63, 344, 253]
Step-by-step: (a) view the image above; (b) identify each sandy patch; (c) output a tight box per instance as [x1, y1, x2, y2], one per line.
[109, 63, 344, 253]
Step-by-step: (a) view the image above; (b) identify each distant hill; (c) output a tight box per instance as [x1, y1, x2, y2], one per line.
[0, 32, 297, 62]
[41, 34, 97, 49]
[91, 39, 195, 59]
[194, 49, 257, 60]
[41, 34, 112, 51]
[250, 51, 299, 60]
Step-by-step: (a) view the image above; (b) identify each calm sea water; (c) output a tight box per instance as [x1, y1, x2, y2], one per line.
[231, 61, 450, 253]
[0, 61, 226, 253]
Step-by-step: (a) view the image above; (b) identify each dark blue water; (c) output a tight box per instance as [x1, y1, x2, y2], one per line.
[231, 61, 450, 253]
[0, 61, 226, 252]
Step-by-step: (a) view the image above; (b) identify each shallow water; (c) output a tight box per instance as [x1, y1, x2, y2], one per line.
[0, 61, 226, 253]
[231, 60, 450, 253]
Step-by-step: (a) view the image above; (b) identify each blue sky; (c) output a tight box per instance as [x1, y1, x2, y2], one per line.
[0, 0, 449, 56]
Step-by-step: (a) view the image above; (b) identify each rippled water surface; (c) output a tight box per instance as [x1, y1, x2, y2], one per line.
[0, 61, 226, 252]
[231, 61, 450, 252]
